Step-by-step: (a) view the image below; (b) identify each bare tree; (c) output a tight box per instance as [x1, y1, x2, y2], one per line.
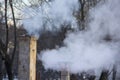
[0, 0, 17, 80]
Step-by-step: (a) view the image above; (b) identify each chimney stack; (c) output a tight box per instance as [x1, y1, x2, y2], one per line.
[18, 35, 37, 80]
[61, 70, 70, 80]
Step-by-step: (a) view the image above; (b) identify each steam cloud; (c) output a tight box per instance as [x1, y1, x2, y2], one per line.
[0, 0, 4, 3]
[22, 0, 79, 37]
[39, 0, 120, 73]
[23, 0, 120, 74]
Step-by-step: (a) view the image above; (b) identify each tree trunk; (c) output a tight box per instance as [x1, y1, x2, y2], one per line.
[112, 65, 117, 80]
[5, 56, 13, 80]
[0, 55, 3, 80]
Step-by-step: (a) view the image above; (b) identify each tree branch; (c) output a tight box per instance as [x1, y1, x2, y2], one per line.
[9, 0, 17, 66]
[5, 0, 9, 52]
[0, 38, 7, 60]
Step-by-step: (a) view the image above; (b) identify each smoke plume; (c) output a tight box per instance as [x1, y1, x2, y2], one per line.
[22, 0, 79, 37]
[39, 0, 120, 73]
[22, 0, 120, 74]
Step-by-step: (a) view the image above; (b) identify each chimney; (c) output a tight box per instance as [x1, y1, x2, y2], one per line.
[61, 70, 70, 80]
[18, 35, 37, 80]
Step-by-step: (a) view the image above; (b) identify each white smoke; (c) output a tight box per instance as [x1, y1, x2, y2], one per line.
[39, 0, 120, 74]
[0, 0, 4, 3]
[22, 0, 79, 37]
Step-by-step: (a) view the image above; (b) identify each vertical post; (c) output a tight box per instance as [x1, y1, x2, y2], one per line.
[18, 35, 37, 80]
[112, 65, 117, 80]
[30, 37, 37, 80]
[61, 70, 70, 80]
